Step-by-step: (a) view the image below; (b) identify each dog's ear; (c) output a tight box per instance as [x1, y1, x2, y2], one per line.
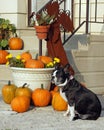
[64, 64, 70, 73]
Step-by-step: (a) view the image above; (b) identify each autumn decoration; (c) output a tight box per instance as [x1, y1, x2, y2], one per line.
[20, 51, 32, 62]
[32, 84, 51, 107]
[52, 92, 68, 111]
[2, 80, 17, 104]
[0, 50, 8, 64]
[6, 53, 60, 68]
[11, 95, 30, 113]
[9, 36, 23, 50]
[15, 83, 32, 99]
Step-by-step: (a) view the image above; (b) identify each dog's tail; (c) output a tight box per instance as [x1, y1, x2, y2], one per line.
[78, 113, 100, 120]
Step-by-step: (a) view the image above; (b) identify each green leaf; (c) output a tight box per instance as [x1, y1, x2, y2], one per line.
[0, 39, 8, 47]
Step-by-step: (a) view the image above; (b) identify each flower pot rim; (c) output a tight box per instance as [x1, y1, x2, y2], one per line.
[10, 67, 54, 71]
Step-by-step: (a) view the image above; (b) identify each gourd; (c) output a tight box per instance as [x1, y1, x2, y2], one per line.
[50, 86, 59, 99]
[38, 56, 52, 64]
[53, 86, 59, 92]
[20, 51, 32, 62]
[52, 92, 68, 111]
[15, 83, 32, 99]
[2, 81, 17, 104]
[25, 59, 44, 68]
[32, 85, 51, 107]
[0, 50, 8, 64]
[11, 96, 30, 113]
[9, 37, 23, 50]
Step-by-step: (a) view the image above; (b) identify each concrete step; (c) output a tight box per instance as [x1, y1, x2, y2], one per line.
[66, 34, 104, 95]
[64, 34, 89, 51]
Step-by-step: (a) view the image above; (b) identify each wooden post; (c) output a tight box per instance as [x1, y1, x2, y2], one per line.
[39, 39, 42, 56]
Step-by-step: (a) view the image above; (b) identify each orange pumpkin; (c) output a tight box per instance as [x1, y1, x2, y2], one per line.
[50, 91, 58, 99]
[2, 80, 17, 104]
[15, 83, 32, 99]
[32, 85, 51, 107]
[9, 37, 23, 50]
[21, 51, 32, 62]
[11, 96, 30, 113]
[38, 56, 52, 64]
[53, 86, 59, 92]
[25, 59, 44, 68]
[52, 92, 68, 111]
[0, 50, 8, 64]
[50, 86, 59, 100]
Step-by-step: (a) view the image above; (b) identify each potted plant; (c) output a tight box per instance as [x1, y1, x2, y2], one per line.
[6, 53, 60, 90]
[0, 18, 16, 50]
[30, 10, 55, 39]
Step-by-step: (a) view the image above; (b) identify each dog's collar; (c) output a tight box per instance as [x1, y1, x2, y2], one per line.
[57, 75, 74, 87]
[58, 79, 68, 87]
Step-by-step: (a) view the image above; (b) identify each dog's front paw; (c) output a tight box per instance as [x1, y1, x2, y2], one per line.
[63, 112, 69, 116]
[68, 116, 74, 121]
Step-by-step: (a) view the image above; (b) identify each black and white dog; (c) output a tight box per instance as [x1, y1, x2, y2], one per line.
[51, 64, 102, 121]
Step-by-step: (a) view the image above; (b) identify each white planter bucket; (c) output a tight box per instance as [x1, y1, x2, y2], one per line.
[10, 67, 54, 90]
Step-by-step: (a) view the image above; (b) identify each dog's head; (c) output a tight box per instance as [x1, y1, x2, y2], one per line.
[51, 64, 71, 87]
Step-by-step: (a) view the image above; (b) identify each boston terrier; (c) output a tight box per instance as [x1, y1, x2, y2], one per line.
[51, 64, 102, 121]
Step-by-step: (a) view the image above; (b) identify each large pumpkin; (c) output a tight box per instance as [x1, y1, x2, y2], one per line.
[32, 85, 51, 107]
[21, 51, 32, 62]
[15, 83, 32, 99]
[52, 92, 68, 111]
[11, 96, 30, 113]
[38, 56, 52, 64]
[0, 50, 8, 64]
[25, 59, 44, 68]
[9, 37, 23, 50]
[2, 81, 17, 104]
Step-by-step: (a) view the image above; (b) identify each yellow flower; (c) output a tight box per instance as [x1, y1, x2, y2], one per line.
[53, 60, 57, 65]
[46, 62, 54, 68]
[54, 57, 60, 63]
[21, 59, 25, 63]
[6, 61, 9, 66]
[6, 54, 12, 59]
[16, 55, 21, 60]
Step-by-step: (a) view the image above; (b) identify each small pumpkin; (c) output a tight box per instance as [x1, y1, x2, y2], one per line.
[53, 86, 59, 92]
[21, 51, 32, 62]
[25, 59, 44, 68]
[50, 86, 59, 99]
[0, 50, 8, 64]
[32, 84, 51, 107]
[38, 56, 52, 64]
[52, 92, 68, 111]
[2, 80, 17, 104]
[9, 37, 23, 50]
[15, 83, 32, 99]
[11, 96, 30, 113]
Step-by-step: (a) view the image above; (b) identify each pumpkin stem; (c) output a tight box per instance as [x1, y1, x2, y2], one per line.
[41, 84, 44, 89]
[35, 53, 38, 60]
[22, 83, 28, 88]
[8, 80, 11, 85]
[15, 32, 18, 37]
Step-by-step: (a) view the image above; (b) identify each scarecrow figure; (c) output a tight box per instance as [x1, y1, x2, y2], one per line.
[46, 1, 74, 75]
